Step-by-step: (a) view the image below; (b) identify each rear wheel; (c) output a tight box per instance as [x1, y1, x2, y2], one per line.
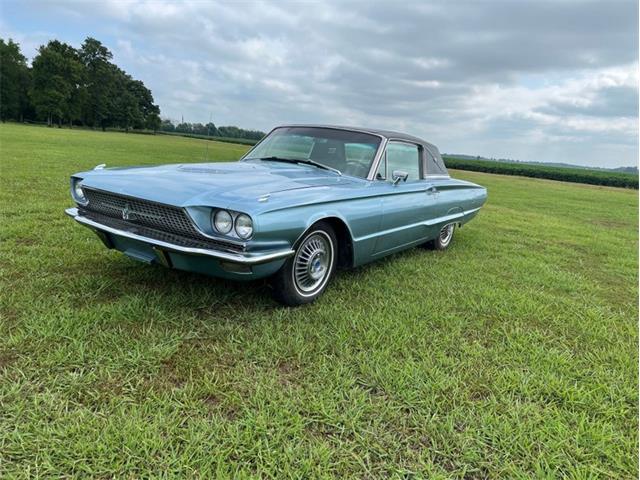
[426, 223, 456, 250]
[271, 222, 337, 306]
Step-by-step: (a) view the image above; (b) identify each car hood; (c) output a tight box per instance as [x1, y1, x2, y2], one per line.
[77, 160, 360, 209]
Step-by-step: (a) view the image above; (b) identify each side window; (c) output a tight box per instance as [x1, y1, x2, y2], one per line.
[378, 142, 421, 181]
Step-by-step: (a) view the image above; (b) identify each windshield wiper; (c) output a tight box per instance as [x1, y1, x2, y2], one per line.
[255, 156, 341, 176]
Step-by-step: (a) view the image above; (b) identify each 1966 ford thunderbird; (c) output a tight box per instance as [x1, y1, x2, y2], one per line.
[66, 125, 487, 305]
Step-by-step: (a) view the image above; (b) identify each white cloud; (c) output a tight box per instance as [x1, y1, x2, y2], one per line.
[3, 0, 638, 166]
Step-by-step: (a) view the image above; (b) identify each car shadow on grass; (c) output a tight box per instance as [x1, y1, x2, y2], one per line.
[71, 232, 470, 317]
[88, 260, 284, 314]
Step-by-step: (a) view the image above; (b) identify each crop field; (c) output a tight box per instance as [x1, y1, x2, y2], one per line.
[0, 123, 638, 478]
[442, 155, 639, 189]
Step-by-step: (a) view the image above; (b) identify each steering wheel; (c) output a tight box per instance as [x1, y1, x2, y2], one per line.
[344, 160, 370, 178]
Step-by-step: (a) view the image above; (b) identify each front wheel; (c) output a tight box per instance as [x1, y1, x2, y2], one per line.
[271, 222, 337, 306]
[425, 223, 456, 250]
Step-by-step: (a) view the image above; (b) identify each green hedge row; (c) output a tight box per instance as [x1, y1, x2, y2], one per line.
[443, 156, 638, 189]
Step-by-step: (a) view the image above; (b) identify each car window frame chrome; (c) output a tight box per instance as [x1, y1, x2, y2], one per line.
[366, 136, 389, 181]
[370, 138, 425, 183]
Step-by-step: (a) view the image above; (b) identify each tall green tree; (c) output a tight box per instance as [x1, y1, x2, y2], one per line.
[146, 113, 161, 132]
[126, 77, 160, 129]
[112, 70, 141, 131]
[0, 39, 31, 121]
[31, 40, 84, 126]
[78, 37, 160, 131]
[79, 37, 116, 130]
[2, 35, 162, 131]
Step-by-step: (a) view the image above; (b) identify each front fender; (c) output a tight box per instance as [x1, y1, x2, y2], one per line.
[253, 196, 383, 265]
[295, 210, 354, 245]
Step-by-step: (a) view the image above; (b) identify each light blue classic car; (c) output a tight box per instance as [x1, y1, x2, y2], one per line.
[67, 125, 487, 305]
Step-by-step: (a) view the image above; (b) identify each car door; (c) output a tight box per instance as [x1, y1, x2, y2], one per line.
[372, 141, 439, 255]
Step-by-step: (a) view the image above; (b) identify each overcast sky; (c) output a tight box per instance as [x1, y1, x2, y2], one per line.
[2, 0, 638, 167]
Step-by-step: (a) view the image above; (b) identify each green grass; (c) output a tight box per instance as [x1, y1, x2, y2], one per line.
[443, 155, 639, 189]
[1, 123, 637, 478]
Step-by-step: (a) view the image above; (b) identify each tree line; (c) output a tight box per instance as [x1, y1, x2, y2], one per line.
[159, 119, 265, 141]
[1, 37, 162, 131]
[1, 37, 266, 140]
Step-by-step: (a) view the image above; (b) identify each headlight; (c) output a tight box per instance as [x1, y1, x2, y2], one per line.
[72, 180, 86, 203]
[234, 213, 253, 239]
[213, 210, 233, 234]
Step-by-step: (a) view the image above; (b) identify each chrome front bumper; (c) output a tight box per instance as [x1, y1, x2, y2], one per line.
[65, 208, 294, 265]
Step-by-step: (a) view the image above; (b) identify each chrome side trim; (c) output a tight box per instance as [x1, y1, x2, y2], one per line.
[353, 207, 482, 243]
[65, 208, 293, 265]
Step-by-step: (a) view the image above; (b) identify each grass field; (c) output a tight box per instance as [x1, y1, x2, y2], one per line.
[1, 123, 638, 478]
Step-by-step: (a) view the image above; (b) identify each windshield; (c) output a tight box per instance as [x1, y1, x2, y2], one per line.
[243, 127, 382, 178]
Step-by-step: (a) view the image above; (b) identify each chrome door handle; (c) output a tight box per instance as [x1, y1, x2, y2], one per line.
[426, 186, 438, 195]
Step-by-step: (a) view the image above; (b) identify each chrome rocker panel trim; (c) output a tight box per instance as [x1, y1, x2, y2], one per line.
[65, 208, 294, 265]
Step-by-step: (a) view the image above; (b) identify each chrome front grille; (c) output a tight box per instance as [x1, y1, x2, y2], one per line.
[80, 188, 244, 252]
[77, 210, 244, 252]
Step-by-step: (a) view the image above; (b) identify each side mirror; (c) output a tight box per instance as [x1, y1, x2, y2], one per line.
[392, 170, 409, 185]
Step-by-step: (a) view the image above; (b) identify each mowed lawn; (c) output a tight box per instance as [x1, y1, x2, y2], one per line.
[0, 123, 637, 478]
